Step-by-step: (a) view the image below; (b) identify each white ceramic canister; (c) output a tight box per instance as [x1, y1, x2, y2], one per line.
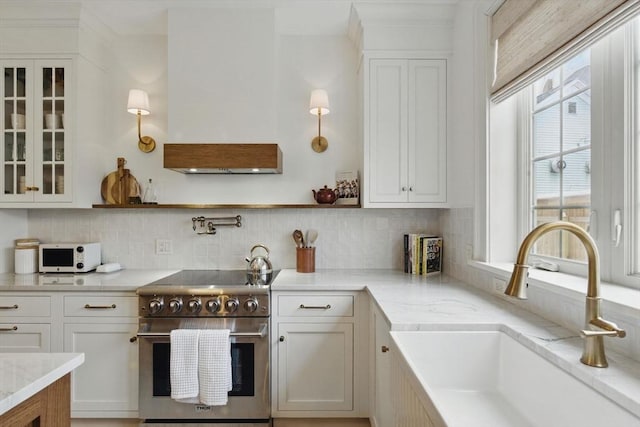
[15, 246, 38, 274]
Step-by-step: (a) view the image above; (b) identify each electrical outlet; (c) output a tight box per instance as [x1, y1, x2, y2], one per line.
[156, 239, 173, 255]
[493, 277, 507, 293]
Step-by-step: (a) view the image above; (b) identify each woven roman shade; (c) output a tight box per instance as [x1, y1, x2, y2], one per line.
[491, 0, 640, 102]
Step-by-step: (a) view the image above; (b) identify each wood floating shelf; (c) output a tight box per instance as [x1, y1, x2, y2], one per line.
[92, 203, 361, 209]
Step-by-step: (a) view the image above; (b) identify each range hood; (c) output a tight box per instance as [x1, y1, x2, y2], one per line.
[164, 143, 283, 174]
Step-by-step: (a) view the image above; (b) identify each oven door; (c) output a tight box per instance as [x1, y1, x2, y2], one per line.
[138, 317, 270, 421]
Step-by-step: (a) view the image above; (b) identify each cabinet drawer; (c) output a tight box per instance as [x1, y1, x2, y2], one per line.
[0, 323, 50, 352]
[0, 296, 51, 317]
[64, 296, 137, 317]
[278, 295, 354, 317]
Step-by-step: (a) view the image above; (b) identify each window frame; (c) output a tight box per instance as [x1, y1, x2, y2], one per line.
[516, 19, 640, 289]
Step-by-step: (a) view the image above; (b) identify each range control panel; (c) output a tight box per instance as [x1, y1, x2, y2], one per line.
[139, 293, 269, 317]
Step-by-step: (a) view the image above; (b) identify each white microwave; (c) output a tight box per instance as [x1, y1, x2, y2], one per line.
[39, 243, 101, 273]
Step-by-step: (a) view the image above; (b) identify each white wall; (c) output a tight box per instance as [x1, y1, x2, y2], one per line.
[0, 210, 28, 273]
[448, 0, 481, 209]
[89, 8, 360, 206]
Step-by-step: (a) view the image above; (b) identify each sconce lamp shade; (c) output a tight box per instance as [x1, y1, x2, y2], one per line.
[309, 89, 330, 116]
[127, 89, 151, 115]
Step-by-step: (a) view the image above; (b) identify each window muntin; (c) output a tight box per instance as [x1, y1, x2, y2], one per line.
[530, 51, 591, 262]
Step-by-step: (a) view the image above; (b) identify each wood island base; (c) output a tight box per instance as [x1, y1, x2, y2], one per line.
[1, 373, 70, 427]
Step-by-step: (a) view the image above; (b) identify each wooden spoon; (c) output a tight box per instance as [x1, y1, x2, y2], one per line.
[293, 230, 304, 248]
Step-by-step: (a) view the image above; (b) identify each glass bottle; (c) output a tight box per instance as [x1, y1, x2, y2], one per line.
[142, 178, 158, 204]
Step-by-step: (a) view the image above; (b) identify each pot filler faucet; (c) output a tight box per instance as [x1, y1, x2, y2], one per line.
[505, 221, 626, 368]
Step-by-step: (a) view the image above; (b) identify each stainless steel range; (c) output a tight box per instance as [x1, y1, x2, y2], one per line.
[135, 269, 276, 427]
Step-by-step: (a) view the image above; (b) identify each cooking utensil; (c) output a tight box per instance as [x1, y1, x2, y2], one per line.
[306, 229, 318, 247]
[293, 230, 304, 248]
[245, 244, 273, 286]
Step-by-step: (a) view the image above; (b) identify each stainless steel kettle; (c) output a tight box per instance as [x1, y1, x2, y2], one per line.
[245, 244, 273, 286]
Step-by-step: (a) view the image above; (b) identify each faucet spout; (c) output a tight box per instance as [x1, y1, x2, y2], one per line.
[505, 221, 599, 299]
[505, 221, 625, 368]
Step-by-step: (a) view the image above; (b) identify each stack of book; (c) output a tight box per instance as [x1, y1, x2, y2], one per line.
[403, 234, 442, 276]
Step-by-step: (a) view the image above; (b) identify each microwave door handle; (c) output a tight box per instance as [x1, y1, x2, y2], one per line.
[136, 324, 267, 339]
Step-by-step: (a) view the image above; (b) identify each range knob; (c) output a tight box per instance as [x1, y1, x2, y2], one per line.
[148, 298, 164, 314]
[168, 297, 183, 314]
[244, 297, 259, 313]
[186, 298, 202, 314]
[225, 297, 239, 313]
[205, 298, 221, 313]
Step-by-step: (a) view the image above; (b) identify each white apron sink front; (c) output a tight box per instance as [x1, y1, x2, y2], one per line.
[390, 330, 640, 427]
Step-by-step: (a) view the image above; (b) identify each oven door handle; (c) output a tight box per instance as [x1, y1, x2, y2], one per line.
[134, 323, 268, 340]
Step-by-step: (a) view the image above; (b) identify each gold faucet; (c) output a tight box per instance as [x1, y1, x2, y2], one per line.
[505, 221, 626, 368]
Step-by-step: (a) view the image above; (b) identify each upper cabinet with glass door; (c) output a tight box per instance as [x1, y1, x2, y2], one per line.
[1, 59, 71, 205]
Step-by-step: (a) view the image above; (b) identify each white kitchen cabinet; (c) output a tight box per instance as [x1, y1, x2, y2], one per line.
[272, 291, 369, 418]
[364, 57, 447, 207]
[63, 322, 138, 417]
[62, 294, 139, 418]
[0, 323, 51, 352]
[1, 59, 72, 204]
[0, 295, 52, 353]
[370, 304, 392, 427]
[277, 322, 353, 411]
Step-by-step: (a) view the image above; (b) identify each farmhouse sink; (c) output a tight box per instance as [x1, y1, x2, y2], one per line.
[390, 330, 640, 427]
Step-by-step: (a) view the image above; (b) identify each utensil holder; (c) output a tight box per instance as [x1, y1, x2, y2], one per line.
[296, 247, 315, 273]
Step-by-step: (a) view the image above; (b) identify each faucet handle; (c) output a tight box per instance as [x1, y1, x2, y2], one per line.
[581, 318, 626, 338]
[580, 329, 624, 338]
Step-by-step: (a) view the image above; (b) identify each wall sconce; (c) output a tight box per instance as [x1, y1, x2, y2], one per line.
[309, 89, 330, 153]
[127, 89, 156, 153]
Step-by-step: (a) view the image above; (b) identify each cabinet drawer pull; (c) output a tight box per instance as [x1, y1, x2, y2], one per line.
[381, 345, 390, 353]
[25, 186, 40, 192]
[0, 326, 18, 332]
[0, 304, 19, 310]
[299, 304, 331, 310]
[84, 304, 117, 309]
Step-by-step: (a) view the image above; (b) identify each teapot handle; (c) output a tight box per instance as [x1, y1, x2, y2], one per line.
[250, 244, 270, 259]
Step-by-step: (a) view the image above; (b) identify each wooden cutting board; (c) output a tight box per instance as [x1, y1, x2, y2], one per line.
[100, 158, 140, 204]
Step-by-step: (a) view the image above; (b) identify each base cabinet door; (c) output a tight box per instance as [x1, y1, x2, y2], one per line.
[372, 307, 392, 427]
[277, 322, 354, 411]
[63, 322, 138, 417]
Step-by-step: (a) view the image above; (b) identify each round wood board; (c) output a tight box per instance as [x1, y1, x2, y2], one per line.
[101, 173, 140, 204]
[100, 171, 119, 204]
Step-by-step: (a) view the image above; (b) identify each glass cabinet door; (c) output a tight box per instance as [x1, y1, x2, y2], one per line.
[1, 59, 71, 204]
[41, 66, 65, 196]
[2, 65, 29, 199]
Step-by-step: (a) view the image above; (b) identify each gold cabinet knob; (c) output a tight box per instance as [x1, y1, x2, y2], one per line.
[381, 345, 390, 353]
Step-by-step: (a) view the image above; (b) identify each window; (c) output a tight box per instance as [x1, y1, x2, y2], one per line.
[529, 51, 591, 262]
[515, 17, 640, 288]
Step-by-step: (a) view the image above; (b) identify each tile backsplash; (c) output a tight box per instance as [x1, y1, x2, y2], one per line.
[27, 208, 440, 270]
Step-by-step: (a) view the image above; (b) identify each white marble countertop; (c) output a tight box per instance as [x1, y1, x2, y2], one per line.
[0, 352, 84, 415]
[1, 267, 638, 418]
[273, 269, 640, 420]
[271, 268, 434, 291]
[0, 269, 179, 291]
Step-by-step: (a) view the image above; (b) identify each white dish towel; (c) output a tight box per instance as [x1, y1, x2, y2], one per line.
[170, 329, 200, 403]
[198, 329, 233, 406]
[169, 329, 232, 405]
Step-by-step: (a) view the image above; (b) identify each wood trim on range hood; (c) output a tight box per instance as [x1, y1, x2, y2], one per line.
[164, 143, 283, 174]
